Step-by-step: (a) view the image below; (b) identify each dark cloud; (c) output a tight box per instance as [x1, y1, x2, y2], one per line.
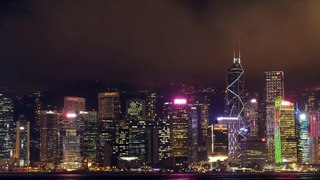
[0, 0, 319, 94]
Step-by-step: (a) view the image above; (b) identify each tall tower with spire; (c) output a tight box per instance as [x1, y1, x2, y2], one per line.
[225, 45, 245, 119]
[223, 45, 246, 162]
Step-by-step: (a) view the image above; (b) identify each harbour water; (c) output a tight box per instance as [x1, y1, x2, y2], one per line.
[0, 173, 319, 180]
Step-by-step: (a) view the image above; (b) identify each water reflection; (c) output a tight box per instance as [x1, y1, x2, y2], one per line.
[1, 173, 320, 180]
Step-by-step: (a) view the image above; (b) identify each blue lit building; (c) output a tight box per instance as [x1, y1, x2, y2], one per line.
[298, 113, 309, 164]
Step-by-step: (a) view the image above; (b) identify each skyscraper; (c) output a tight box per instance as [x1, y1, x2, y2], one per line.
[63, 97, 86, 112]
[158, 102, 172, 166]
[265, 71, 284, 164]
[167, 98, 189, 169]
[0, 88, 15, 168]
[188, 101, 210, 162]
[126, 99, 146, 161]
[145, 121, 159, 165]
[15, 116, 30, 167]
[309, 111, 320, 164]
[31, 92, 42, 164]
[139, 90, 157, 121]
[59, 97, 86, 170]
[225, 49, 245, 119]
[244, 98, 259, 137]
[225, 49, 246, 160]
[265, 72, 285, 102]
[209, 124, 228, 157]
[59, 112, 82, 170]
[274, 99, 297, 164]
[305, 90, 319, 112]
[79, 111, 97, 167]
[298, 113, 309, 164]
[39, 110, 59, 165]
[114, 120, 129, 158]
[139, 90, 159, 165]
[217, 117, 240, 161]
[97, 92, 120, 167]
[189, 106, 198, 164]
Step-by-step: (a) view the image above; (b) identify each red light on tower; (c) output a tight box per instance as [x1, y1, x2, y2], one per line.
[262, 138, 266, 142]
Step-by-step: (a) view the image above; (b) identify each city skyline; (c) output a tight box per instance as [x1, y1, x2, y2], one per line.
[2, 0, 320, 175]
[1, 0, 320, 95]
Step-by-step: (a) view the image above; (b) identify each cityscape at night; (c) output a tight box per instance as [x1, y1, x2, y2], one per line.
[1, 0, 320, 179]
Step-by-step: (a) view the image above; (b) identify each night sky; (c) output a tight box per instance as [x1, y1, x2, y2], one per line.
[0, 0, 320, 95]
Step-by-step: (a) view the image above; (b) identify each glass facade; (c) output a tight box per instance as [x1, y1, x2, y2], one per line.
[80, 111, 97, 166]
[298, 113, 309, 164]
[40, 110, 59, 163]
[59, 113, 82, 170]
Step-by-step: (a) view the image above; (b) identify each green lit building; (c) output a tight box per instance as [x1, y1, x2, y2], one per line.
[274, 99, 297, 165]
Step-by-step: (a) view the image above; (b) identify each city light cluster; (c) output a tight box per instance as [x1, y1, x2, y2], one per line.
[0, 54, 319, 174]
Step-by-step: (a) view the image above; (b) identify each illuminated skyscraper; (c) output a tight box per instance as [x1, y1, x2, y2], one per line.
[114, 120, 129, 158]
[242, 98, 266, 168]
[139, 90, 159, 165]
[59, 97, 85, 170]
[225, 49, 245, 119]
[274, 99, 297, 164]
[139, 90, 157, 121]
[126, 99, 146, 161]
[188, 101, 210, 161]
[265, 71, 284, 164]
[79, 111, 97, 167]
[98, 92, 120, 120]
[298, 113, 309, 164]
[15, 117, 30, 167]
[309, 111, 320, 164]
[97, 92, 120, 167]
[30, 92, 42, 163]
[63, 97, 86, 112]
[225, 49, 246, 162]
[167, 99, 189, 168]
[40, 110, 59, 164]
[59, 112, 82, 170]
[199, 103, 209, 158]
[304, 90, 320, 113]
[217, 117, 239, 160]
[244, 98, 259, 137]
[158, 117, 171, 162]
[0, 88, 15, 167]
[265, 72, 284, 102]
[208, 124, 228, 157]
[158, 102, 172, 166]
[189, 106, 198, 164]
[304, 90, 320, 164]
